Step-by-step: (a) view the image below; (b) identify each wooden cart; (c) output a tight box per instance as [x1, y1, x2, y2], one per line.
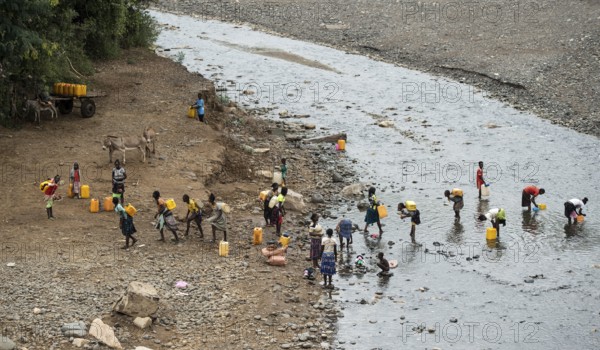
[49, 91, 107, 118]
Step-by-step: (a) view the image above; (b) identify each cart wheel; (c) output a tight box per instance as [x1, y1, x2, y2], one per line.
[58, 100, 73, 114]
[81, 99, 96, 118]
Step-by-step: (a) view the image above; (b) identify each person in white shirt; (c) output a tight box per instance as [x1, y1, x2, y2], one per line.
[478, 208, 506, 238]
[564, 197, 588, 225]
[320, 229, 337, 289]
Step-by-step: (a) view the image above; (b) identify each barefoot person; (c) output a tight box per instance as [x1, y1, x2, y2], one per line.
[272, 187, 287, 236]
[308, 213, 323, 269]
[43, 175, 60, 220]
[363, 187, 383, 235]
[183, 194, 203, 238]
[522, 185, 545, 211]
[263, 183, 279, 227]
[69, 162, 81, 199]
[113, 197, 138, 249]
[192, 92, 206, 123]
[320, 229, 338, 289]
[478, 208, 506, 238]
[377, 252, 390, 276]
[112, 160, 126, 204]
[444, 189, 464, 222]
[207, 193, 228, 242]
[476, 161, 486, 200]
[398, 202, 421, 244]
[152, 191, 179, 242]
[336, 216, 353, 251]
[564, 197, 588, 225]
[280, 158, 288, 186]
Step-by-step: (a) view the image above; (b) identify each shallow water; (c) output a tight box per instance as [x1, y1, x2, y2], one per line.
[151, 10, 600, 349]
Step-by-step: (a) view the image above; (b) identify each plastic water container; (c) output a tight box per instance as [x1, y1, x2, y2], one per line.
[253, 227, 263, 245]
[166, 199, 176, 211]
[268, 255, 286, 266]
[125, 204, 137, 217]
[103, 197, 114, 212]
[80, 185, 90, 199]
[259, 190, 269, 201]
[577, 215, 584, 223]
[90, 199, 99, 213]
[481, 185, 490, 197]
[219, 241, 229, 257]
[67, 183, 74, 198]
[538, 203, 547, 210]
[532, 206, 540, 212]
[451, 188, 463, 197]
[279, 233, 291, 247]
[377, 205, 388, 219]
[486, 227, 497, 240]
[405, 200, 417, 211]
[187, 106, 196, 118]
[337, 139, 346, 151]
[273, 171, 283, 185]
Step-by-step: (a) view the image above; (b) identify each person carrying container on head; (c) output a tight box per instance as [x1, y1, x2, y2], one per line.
[522, 185, 545, 211]
[478, 208, 506, 238]
[564, 197, 588, 225]
[444, 188, 464, 222]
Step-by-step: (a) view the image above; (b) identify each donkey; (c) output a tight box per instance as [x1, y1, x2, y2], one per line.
[25, 99, 58, 124]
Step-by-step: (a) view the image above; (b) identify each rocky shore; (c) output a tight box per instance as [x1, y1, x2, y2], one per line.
[155, 0, 600, 137]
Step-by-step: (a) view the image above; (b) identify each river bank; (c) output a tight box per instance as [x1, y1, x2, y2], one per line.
[0, 47, 356, 349]
[147, 10, 600, 350]
[155, 0, 600, 137]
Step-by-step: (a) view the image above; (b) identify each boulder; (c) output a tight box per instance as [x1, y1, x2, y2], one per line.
[113, 281, 160, 317]
[61, 321, 87, 337]
[89, 318, 122, 349]
[357, 201, 369, 211]
[133, 317, 152, 329]
[341, 183, 368, 198]
[135, 347, 154, 350]
[257, 170, 273, 179]
[0, 336, 15, 350]
[72, 338, 90, 348]
[284, 189, 306, 212]
[332, 173, 344, 183]
[311, 193, 325, 204]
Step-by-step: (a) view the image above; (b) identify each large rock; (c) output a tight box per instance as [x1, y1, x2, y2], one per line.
[135, 347, 154, 350]
[113, 282, 160, 317]
[341, 183, 368, 198]
[332, 173, 344, 183]
[133, 317, 152, 329]
[89, 318, 122, 349]
[0, 336, 16, 350]
[72, 338, 90, 348]
[61, 321, 87, 337]
[311, 193, 325, 204]
[284, 189, 306, 212]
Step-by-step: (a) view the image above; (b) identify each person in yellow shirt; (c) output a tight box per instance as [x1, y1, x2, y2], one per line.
[183, 194, 203, 238]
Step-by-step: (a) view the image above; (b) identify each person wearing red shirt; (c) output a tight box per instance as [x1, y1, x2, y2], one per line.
[476, 161, 486, 199]
[522, 185, 545, 211]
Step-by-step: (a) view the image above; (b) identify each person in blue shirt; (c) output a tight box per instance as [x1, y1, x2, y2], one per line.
[192, 93, 205, 123]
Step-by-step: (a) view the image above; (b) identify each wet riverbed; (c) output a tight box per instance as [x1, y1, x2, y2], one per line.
[151, 10, 600, 349]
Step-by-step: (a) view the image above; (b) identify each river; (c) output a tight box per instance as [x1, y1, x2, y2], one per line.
[150, 10, 600, 349]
